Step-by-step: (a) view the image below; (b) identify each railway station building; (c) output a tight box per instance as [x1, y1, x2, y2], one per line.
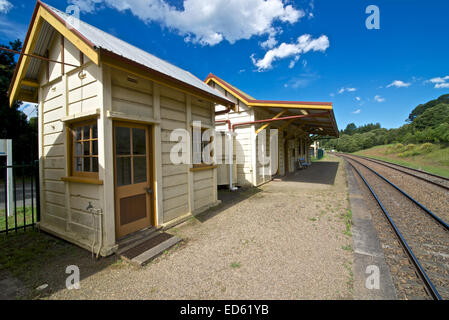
[205, 74, 339, 188]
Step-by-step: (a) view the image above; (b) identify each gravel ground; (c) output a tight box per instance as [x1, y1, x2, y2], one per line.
[345, 157, 449, 300]
[345, 155, 449, 223]
[44, 156, 353, 300]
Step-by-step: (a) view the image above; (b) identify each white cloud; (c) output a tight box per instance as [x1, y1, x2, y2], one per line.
[69, 0, 304, 46]
[355, 96, 361, 101]
[387, 80, 411, 88]
[427, 75, 449, 89]
[284, 73, 320, 89]
[435, 82, 449, 89]
[352, 109, 361, 114]
[374, 95, 385, 102]
[0, 0, 12, 14]
[429, 76, 449, 83]
[288, 55, 300, 69]
[338, 87, 357, 94]
[260, 31, 278, 49]
[251, 34, 329, 71]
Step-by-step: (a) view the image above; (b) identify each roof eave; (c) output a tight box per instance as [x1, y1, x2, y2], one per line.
[100, 48, 234, 108]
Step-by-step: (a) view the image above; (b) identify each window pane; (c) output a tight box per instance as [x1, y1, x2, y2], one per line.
[75, 127, 82, 141]
[133, 156, 147, 183]
[133, 128, 146, 155]
[83, 126, 90, 140]
[83, 157, 91, 172]
[74, 157, 82, 171]
[75, 142, 82, 156]
[116, 127, 130, 155]
[92, 140, 98, 155]
[83, 141, 90, 156]
[116, 157, 131, 186]
[92, 157, 99, 172]
[92, 124, 98, 138]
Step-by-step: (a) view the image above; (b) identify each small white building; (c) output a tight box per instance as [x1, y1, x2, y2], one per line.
[204, 74, 339, 187]
[8, 1, 234, 255]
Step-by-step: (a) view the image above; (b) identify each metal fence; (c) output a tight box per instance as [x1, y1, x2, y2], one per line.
[0, 160, 40, 234]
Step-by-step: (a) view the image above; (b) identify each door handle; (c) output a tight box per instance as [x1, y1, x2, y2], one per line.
[144, 187, 153, 194]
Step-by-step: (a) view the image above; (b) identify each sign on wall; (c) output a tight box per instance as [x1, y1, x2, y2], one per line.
[0, 139, 14, 217]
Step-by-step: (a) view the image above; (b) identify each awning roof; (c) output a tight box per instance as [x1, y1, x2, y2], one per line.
[205, 73, 339, 137]
[9, 1, 234, 107]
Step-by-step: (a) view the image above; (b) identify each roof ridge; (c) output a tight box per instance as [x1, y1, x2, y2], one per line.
[43, 2, 193, 76]
[37, 1, 232, 105]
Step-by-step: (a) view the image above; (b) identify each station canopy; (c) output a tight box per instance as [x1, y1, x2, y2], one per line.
[205, 73, 339, 137]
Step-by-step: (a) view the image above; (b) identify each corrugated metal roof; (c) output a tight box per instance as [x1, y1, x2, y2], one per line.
[42, 2, 232, 104]
[25, 21, 56, 80]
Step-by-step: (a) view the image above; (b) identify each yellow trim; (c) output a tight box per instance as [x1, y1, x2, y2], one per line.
[21, 79, 40, 88]
[39, 7, 99, 65]
[255, 110, 286, 134]
[61, 176, 104, 185]
[9, 7, 44, 106]
[17, 90, 37, 103]
[249, 102, 332, 109]
[206, 77, 333, 110]
[190, 165, 217, 172]
[279, 118, 295, 131]
[9, 5, 99, 106]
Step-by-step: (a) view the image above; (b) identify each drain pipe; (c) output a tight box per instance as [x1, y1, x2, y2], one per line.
[216, 119, 237, 191]
[227, 130, 238, 191]
[86, 202, 103, 259]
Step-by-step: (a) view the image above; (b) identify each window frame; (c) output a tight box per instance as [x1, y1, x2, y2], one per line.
[192, 126, 215, 168]
[69, 119, 99, 179]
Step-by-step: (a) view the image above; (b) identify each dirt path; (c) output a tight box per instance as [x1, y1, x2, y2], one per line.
[42, 155, 353, 299]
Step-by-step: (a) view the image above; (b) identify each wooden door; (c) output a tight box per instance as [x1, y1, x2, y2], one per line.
[114, 122, 154, 239]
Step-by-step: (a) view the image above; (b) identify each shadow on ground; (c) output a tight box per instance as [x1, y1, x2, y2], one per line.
[194, 186, 262, 223]
[279, 161, 339, 185]
[0, 229, 118, 299]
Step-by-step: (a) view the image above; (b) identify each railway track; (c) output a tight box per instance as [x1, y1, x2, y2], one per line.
[339, 154, 449, 300]
[346, 154, 449, 191]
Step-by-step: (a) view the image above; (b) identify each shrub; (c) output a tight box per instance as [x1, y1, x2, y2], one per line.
[419, 142, 434, 153]
[385, 143, 404, 154]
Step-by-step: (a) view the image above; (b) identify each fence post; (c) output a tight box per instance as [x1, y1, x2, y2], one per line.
[34, 160, 40, 222]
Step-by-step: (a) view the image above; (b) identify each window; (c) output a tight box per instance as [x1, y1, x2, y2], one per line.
[192, 126, 214, 167]
[71, 121, 99, 178]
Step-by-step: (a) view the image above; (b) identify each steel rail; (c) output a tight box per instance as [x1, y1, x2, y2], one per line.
[348, 154, 449, 191]
[344, 157, 442, 300]
[340, 154, 449, 232]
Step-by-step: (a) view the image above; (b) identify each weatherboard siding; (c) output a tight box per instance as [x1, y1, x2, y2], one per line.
[39, 34, 102, 244]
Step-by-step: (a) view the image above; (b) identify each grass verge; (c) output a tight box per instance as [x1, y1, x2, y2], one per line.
[353, 143, 449, 178]
[0, 206, 38, 232]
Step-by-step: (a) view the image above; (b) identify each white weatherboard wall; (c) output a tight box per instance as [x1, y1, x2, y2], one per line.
[215, 103, 255, 186]
[212, 83, 303, 186]
[37, 30, 219, 255]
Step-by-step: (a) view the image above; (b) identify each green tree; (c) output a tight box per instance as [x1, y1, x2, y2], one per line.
[407, 94, 449, 122]
[0, 39, 38, 163]
[343, 123, 357, 135]
[412, 103, 449, 131]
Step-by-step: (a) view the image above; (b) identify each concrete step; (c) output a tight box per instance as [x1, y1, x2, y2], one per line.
[116, 227, 160, 256]
[119, 232, 182, 266]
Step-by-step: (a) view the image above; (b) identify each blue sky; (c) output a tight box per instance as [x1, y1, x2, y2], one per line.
[1, 0, 448, 130]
